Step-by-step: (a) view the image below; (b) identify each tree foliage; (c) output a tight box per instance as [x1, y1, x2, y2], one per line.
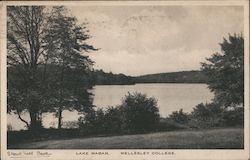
[43, 6, 97, 129]
[168, 109, 189, 124]
[7, 6, 97, 130]
[135, 71, 207, 83]
[167, 102, 243, 128]
[191, 103, 223, 121]
[201, 34, 244, 107]
[79, 92, 160, 134]
[120, 92, 160, 132]
[93, 69, 135, 85]
[7, 6, 47, 130]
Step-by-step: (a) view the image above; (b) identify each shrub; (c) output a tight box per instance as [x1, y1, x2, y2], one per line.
[78, 108, 105, 134]
[78, 92, 160, 134]
[191, 103, 222, 120]
[188, 103, 224, 128]
[120, 92, 160, 133]
[168, 109, 189, 124]
[166, 103, 225, 129]
[222, 107, 244, 126]
[103, 106, 123, 133]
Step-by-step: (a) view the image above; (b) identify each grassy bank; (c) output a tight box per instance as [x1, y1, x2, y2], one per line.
[9, 128, 243, 149]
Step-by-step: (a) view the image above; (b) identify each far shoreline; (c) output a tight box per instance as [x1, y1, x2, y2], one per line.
[94, 82, 208, 86]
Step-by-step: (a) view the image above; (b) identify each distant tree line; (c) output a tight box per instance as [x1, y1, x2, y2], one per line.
[135, 70, 208, 83]
[90, 70, 209, 85]
[91, 69, 135, 85]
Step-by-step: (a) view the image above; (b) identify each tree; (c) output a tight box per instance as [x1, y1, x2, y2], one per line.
[44, 6, 97, 129]
[7, 6, 97, 130]
[7, 6, 47, 130]
[120, 92, 160, 132]
[201, 34, 244, 107]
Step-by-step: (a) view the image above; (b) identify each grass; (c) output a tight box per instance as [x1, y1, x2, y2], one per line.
[9, 128, 243, 149]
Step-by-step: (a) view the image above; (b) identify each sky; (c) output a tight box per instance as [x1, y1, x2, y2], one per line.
[67, 5, 243, 76]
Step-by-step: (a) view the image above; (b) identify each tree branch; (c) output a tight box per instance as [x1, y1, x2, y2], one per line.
[17, 111, 29, 129]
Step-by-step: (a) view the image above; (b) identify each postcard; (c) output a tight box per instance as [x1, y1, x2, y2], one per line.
[1, 0, 249, 160]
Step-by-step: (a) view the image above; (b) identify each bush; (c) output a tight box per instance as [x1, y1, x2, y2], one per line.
[167, 103, 232, 129]
[78, 107, 124, 134]
[191, 103, 223, 120]
[78, 92, 160, 134]
[78, 108, 105, 134]
[168, 109, 189, 124]
[222, 107, 244, 126]
[165, 103, 224, 129]
[103, 106, 123, 133]
[119, 92, 160, 133]
[189, 103, 224, 128]
[187, 103, 244, 128]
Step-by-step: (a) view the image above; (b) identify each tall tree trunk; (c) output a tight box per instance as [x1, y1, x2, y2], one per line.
[58, 106, 62, 129]
[58, 61, 65, 129]
[29, 110, 42, 131]
[29, 111, 37, 130]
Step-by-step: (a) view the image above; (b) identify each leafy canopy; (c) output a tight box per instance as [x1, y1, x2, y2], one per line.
[201, 34, 244, 107]
[7, 6, 97, 129]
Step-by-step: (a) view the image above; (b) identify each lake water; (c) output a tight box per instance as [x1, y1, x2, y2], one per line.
[7, 83, 214, 130]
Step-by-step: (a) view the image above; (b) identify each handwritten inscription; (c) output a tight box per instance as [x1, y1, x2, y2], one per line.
[7, 151, 52, 158]
[37, 151, 52, 156]
[23, 151, 34, 156]
[7, 151, 22, 157]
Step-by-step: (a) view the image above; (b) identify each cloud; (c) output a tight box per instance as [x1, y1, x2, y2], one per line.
[89, 48, 212, 76]
[68, 5, 244, 75]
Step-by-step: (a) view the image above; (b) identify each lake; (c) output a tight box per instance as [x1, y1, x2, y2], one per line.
[7, 83, 214, 130]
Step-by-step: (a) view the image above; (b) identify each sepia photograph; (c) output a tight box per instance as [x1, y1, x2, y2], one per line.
[1, 0, 249, 160]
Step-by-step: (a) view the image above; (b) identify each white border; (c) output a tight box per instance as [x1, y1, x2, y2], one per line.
[1, 1, 249, 160]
